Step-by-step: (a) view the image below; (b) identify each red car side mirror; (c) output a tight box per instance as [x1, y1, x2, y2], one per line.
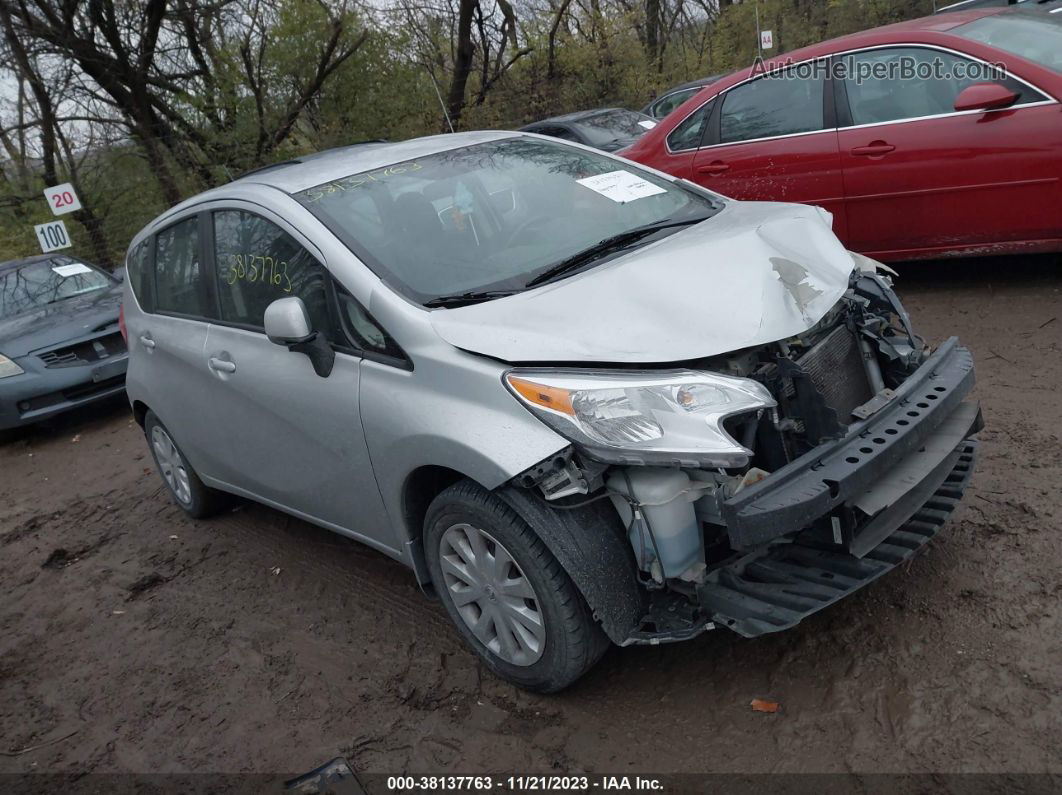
[953, 82, 1020, 113]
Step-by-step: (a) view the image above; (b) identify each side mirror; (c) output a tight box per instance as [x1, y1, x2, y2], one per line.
[953, 82, 1019, 113]
[264, 296, 335, 378]
[112, 266, 127, 282]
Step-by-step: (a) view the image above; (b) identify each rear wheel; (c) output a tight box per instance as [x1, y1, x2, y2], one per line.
[144, 410, 228, 519]
[425, 480, 608, 692]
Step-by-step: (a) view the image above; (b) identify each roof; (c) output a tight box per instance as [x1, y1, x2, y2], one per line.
[662, 75, 723, 94]
[657, 5, 1015, 105]
[0, 253, 67, 272]
[750, 6, 1005, 65]
[521, 107, 636, 126]
[233, 130, 518, 195]
[147, 131, 522, 228]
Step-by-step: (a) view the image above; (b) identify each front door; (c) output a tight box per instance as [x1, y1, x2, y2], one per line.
[835, 46, 1059, 259]
[198, 206, 393, 547]
[691, 63, 848, 239]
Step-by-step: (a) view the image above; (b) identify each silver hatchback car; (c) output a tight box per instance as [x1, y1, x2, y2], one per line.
[124, 132, 981, 691]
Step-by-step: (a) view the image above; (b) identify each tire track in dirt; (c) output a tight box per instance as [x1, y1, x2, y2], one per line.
[209, 504, 464, 644]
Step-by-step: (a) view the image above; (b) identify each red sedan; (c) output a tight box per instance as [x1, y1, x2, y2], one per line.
[622, 5, 1062, 261]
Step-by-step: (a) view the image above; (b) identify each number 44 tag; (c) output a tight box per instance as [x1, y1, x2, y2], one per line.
[43, 182, 82, 216]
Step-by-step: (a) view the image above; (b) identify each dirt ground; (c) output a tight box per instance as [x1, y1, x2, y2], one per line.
[1, 255, 1060, 786]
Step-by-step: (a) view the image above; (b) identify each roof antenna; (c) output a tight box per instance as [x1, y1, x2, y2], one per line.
[426, 66, 455, 134]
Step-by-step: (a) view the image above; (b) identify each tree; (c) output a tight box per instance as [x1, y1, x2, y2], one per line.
[2, 0, 369, 203]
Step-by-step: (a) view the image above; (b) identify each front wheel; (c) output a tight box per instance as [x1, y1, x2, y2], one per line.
[424, 480, 608, 692]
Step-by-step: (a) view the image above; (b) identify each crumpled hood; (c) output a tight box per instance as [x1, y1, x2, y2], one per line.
[431, 201, 855, 363]
[0, 286, 122, 358]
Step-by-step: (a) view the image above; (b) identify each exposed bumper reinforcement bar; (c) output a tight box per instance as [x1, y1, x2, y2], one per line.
[698, 440, 977, 638]
[721, 337, 975, 550]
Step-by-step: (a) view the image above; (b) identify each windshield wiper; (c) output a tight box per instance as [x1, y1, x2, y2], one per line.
[524, 215, 711, 289]
[423, 289, 520, 308]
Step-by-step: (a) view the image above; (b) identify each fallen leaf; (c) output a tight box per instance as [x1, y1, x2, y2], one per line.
[750, 698, 780, 713]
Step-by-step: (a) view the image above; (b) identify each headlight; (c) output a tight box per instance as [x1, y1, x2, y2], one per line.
[505, 369, 776, 467]
[0, 354, 24, 379]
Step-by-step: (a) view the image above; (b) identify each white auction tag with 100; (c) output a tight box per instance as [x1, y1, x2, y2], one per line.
[34, 220, 72, 253]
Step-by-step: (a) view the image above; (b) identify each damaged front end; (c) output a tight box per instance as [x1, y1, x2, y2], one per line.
[508, 267, 981, 644]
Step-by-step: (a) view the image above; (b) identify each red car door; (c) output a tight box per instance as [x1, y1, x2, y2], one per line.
[690, 63, 848, 239]
[835, 45, 1061, 260]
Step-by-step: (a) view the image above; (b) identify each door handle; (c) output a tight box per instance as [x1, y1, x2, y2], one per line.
[696, 161, 730, 175]
[139, 335, 155, 349]
[850, 142, 895, 157]
[208, 357, 236, 374]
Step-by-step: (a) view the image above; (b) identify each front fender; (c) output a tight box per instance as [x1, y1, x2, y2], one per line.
[496, 487, 646, 645]
[359, 352, 570, 556]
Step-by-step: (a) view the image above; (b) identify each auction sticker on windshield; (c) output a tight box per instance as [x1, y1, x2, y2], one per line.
[577, 170, 666, 203]
[52, 262, 92, 277]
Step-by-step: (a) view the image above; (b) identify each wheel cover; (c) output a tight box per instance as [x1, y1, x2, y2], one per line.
[151, 425, 192, 506]
[439, 523, 546, 666]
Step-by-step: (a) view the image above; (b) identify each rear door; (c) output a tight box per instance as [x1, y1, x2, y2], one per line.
[126, 213, 228, 479]
[691, 61, 848, 238]
[199, 204, 395, 545]
[835, 45, 1058, 258]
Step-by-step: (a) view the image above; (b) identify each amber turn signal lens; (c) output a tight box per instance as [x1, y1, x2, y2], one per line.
[507, 376, 575, 416]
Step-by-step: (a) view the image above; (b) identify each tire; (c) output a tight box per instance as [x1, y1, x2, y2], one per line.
[143, 410, 228, 519]
[424, 479, 609, 692]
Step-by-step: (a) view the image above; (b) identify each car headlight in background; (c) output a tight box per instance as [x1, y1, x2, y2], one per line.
[505, 369, 776, 467]
[0, 354, 24, 379]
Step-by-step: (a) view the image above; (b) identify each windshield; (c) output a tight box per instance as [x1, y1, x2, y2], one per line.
[297, 137, 716, 304]
[954, 9, 1062, 74]
[573, 111, 657, 146]
[0, 257, 112, 318]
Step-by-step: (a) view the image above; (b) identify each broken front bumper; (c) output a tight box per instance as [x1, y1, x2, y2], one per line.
[699, 336, 981, 637]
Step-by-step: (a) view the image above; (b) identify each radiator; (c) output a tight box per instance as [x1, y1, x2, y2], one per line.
[797, 325, 873, 423]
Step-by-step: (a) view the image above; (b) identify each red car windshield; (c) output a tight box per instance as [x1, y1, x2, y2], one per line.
[954, 9, 1062, 74]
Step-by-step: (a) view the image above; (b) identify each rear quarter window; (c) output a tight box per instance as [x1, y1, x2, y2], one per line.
[126, 239, 154, 310]
[667, 100, 713, 151]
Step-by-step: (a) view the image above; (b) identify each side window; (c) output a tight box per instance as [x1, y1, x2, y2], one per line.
[542, 127, 578, 142]
[667, 100, 713, 151]
[654, 88, 697, 119]
[126, 239, 153, 310]
[720, 70, 824, 143]
[154, 217, 206, 316]
[212, 210, 337, 341]
[839, 47, 1038, 126]
[335, 287, 405, 361]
